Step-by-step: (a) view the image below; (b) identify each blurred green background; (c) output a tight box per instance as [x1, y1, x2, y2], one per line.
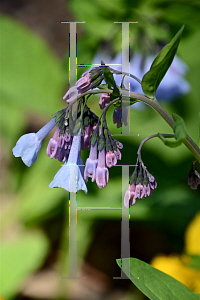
[0, 0, 200, 299]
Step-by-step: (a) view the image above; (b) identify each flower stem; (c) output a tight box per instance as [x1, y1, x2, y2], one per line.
[137, 134, 175, 166]
[69, 88, 200, 162]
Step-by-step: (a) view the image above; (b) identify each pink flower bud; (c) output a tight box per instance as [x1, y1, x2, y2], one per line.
[99, 93, 110, 109]
[75, 72, 91, 94]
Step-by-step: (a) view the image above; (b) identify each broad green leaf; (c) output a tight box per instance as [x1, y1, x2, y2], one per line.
[0, 231, 49, 299]
[158, 113, 187, 148]
[141, 25, 184, 99]
[116, 258, 200, 300]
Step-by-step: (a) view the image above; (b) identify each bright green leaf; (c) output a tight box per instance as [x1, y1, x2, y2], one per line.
[158, 113, 187, 148]
[0, 231, 49, 299]
[141, 25, 184, 99]
[101, 64, 116, 89]
[116, 258, 200, 300]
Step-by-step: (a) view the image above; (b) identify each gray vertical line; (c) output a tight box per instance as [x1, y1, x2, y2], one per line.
[69, 23, 78, 130]
[113, 165, 130, 279]
[68, 166, 77, 278]
[60, 21, 86, 279]
[121, 22, 130, 136]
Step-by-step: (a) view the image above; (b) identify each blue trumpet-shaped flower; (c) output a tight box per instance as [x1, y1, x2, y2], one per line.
[49, 129, 88, 194]
[12, 118, 57, 167]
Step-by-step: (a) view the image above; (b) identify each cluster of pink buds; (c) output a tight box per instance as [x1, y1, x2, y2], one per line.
[124, 161, 157, 208]
[84, 126, 123, 189]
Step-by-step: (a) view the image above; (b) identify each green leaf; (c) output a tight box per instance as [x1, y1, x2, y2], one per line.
[116, 258, 200, 300]
[0, 231, 49, 299]
[141, 25, 184, 99]
[101, 65, 116, 89]
[158, 113, 187, 148]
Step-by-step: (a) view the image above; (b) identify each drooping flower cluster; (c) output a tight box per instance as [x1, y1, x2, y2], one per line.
[124, 160, 157, 208]
[12, 59, 197, 208]
[12, 65, 124, 194]
[188, 161, 200, 189]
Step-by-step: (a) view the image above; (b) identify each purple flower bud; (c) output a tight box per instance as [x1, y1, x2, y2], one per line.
[84, 141, 98, 182]
[113, 108, 122, 128]
[141, 184, 151, 198]
[96, 148, 109, 188]
[188, 164, 200, 190]
[81, 125, 92, 150]
[99, 93, 110, 109]
[46, 127, 60, 159]
[114, 149, 121, 160]
[106, 150, 117, 168]
[113, 107, 128, 128]
[135, 183, 144, 199]
[75, 72, 92, 94]
[124, 183, 136, 208]
[46, 127, 72, 162]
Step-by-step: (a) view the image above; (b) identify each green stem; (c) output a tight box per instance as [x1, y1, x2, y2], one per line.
[128, 91, 200, 163]
[69, 88, 200, 162]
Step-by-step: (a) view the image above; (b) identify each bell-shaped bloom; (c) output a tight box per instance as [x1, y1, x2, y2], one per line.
[49, 129, 87, 194]
[141, 184, 151, 198]
[96, 148, 109, 189]
[135, 183, 144, 199]
[106, 150, 117, 168]
[75, 72, 91, 94]
[12, 118, 57, 167]
[99, 93, 110, 109]
[84, 141, 98, 182]
[124, 183, 136, 208]
[63, 85, 78, 103]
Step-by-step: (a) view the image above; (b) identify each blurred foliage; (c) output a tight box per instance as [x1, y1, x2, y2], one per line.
[0, 0, 200, 298]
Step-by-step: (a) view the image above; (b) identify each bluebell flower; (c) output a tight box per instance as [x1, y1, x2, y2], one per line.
[12, 118, 57, 167]
[49, 129, 88, 193]
[92, 52, 191, 103]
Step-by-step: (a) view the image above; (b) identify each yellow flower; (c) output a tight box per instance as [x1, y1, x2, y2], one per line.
[151, 212, 200, 294]
[185, 212, 200, 255]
